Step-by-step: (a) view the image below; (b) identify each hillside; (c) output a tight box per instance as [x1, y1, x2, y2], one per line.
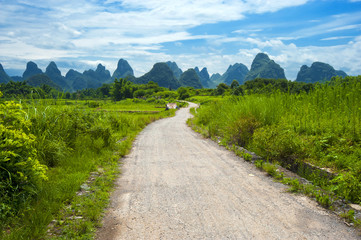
[245, 53, 286, 81]
[45, 62, 70, 91]
[23, 61, 43, 80]
[26, 73, 62, 90]
[0, 63, 12, 83]
[166, 61, 183, 80]
[195, 67, 210, 88]
[112, 59, 134, 79]
[179, 68, 203, 89]
[219, 63, 249, 85]
[136, 62, 180, 89]
[296, 62, 347, 83]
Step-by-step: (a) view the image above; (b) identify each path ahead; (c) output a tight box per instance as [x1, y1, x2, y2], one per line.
[96, 103, 359, 239]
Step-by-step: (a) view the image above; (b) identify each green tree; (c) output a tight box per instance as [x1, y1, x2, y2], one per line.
[177, 87, 190, 100]
[111, 78, 134, 101]
[230, 79, 240, 89]
[215, 83, 229, 96]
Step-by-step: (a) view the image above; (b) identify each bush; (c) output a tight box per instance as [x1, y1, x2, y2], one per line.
[251, 123, 306, 163]
[226, 115, 261, 147]
[331, 172, 361, 203]
[0, 100, 47, 221]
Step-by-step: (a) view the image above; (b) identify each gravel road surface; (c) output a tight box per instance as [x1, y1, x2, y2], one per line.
[96, 103, 359, 239]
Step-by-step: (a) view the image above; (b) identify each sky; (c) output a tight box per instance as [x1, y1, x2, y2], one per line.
[1, 0, 361, 80]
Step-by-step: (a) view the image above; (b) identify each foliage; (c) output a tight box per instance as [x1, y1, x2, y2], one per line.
[177, 87, 191, 100]
[214, 83, 230, 96]
[0, 95, 47, 222]
[111, 78, 133, 101]
[191, 76, 361, 203]
[1, 97, 175, 239]
[331, 172, 361, 203]
[0, 81, 62, 99]
[243, 78, 314, 94]
[230, 80, 240, 89]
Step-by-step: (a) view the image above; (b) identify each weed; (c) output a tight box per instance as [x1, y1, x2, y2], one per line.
[283, 178, 302, 193]
[314, 191, 333, 209]
[242, 152, 253, 162]
[262, 162, 278, 177]
[254, 160, 264, 169]
[340, 210, 356, 223]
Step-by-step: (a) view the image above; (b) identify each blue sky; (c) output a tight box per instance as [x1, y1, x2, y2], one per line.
[1, 0, 361, 80]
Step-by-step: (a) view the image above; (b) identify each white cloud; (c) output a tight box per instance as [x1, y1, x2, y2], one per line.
[321, 36, 353, 41]
[289, 11, 361, 39]
[5, 0, 361, 82]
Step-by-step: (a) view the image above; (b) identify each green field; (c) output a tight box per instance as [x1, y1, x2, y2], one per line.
[0, 97, 175, 239]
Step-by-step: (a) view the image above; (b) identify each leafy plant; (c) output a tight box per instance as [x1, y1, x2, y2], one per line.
[331, 172, 361, 203]
[0, 98, 47, 222]
[254, 160, 263, 169]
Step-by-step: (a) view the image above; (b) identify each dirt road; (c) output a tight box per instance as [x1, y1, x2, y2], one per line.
[96, 103, 359, 239]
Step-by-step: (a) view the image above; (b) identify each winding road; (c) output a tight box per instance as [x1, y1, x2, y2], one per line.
[96, 103, 359, 239]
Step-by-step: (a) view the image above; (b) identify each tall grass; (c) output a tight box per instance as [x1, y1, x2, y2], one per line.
[192, 76, 361, 203]
[1, 99, 174, 239]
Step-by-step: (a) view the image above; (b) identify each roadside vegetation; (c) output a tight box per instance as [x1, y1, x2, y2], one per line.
[0, 79, 178, 239]
[189, 76, 361, 213]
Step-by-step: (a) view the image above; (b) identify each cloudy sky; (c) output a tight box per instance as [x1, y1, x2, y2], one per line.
[1, 0, 361, 80]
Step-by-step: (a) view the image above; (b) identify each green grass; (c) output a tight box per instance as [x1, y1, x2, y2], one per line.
[98, 98, 166, 112]
[187, 95, 224, 105]
[190, 76, 361, 204]
[1, 99, 175, 239]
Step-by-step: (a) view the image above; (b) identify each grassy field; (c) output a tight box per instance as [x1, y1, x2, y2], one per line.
[190, 76, 361, 205]
[0, 98, 175, 239]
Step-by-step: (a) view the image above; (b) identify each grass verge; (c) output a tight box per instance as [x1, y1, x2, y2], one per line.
[1, 99, 175, 239]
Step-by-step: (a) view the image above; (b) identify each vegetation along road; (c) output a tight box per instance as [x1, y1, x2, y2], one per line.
[96, 103, 359, 239]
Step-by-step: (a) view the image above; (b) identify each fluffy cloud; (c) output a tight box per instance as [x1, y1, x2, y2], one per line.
[1, 0, 361, 81]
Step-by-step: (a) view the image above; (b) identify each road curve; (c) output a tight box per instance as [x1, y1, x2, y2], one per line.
[96, 103, 359, 239]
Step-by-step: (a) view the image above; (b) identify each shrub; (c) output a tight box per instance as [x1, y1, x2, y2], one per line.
[331, 172, 361, 203]
[251, 123, 306, 163]
[0, 100, 47, 221]
[226, 115, 261, 147]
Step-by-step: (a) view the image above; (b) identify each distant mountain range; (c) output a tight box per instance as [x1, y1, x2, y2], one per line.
[0, 53, 348, 92]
